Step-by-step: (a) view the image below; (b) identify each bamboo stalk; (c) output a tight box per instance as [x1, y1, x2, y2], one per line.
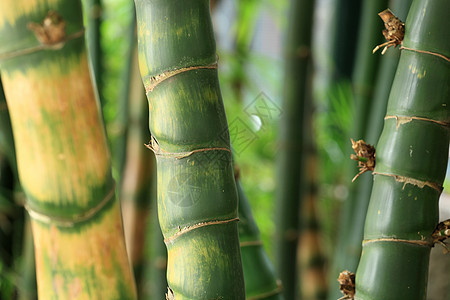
[298, 109, 327, 300]
[0, 2, 136, 298]
[237, 179, 283, 300]
[120, 39, 156, 289]
[82, 0, 103, 101]
[139, 201, 167, 299]
[355, 0, 450, 298]
[329, 0, 388, 300]
[275, 0, 315, 298]
[134, 0, 245, 298]
[18, 215, 37, 300]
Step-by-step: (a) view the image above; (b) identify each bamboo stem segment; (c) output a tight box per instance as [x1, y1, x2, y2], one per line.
[0, 2, 136, 298]
[134, 0, 245, 298]
[355, 0, 450, 299]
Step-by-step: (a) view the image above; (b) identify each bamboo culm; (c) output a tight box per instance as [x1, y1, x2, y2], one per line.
[134, 0, 245, 298]
[355, 0, 450, 299]
[0, 1, 137, 298]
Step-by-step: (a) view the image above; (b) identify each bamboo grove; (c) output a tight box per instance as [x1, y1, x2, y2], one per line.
[0, 0, 449, 299]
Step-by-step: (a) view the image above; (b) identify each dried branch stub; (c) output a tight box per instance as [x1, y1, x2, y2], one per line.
[27, 11, 66, 46]
[350, 139, 376, 182]
[373, 9, 405, 55]
[432, 219, 450, 253]
[338, 270, 355, 300]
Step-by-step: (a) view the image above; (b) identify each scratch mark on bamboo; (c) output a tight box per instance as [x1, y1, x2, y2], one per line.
[385, 115, 450, 129]
[363, 238, 431, 247]
[144, 62, 218, 93]
[145, 135, 230, 159]
[400, 46, 450, 62]
[373, 171, 442, 192]
[164, 218, 239, 244]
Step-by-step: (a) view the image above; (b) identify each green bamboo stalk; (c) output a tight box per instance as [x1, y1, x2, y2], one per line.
[330, 0, 362, 79]
[112, 8, 136, 179]
[355, 0, 450, 298]
[120, 40, 156, 289]
[82, 0, 103, 101]
[275, 0, 314, 298]
[298, 105, 327, 300]
[0, 81, 15, 173]
[18, 215, 37, 300]
[351, 0, 389, 140]
[237, 178, 283, 300]
[117, 20, 167, 300]
[0, 1, 136, 298]
[139, 201, 167, 299]
[298, 189, 327, 300]
[328, 0, 388, 296]
[134, 0, 245, 298]
[366, 0, 413, 146]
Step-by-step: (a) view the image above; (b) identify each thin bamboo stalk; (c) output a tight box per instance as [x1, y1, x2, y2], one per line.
[355, 0, 450, 298]
[330, 0, 411, 299]
[121, 40, 156, 289]
[275, 0, 315, 298]
[139, 201, 167, 299]
[0, 1, 136, 298]
[82, 0, 103, 102]
[237, 178, 283, 300]
[134, 0, 245, 298]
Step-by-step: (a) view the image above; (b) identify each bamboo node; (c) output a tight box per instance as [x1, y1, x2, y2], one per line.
[399, 46, 450, 63]
[432, 219, 450, 252]
[25, 183, 116, 227]
[373, 9, 405, 55]
[385, 115, 450, 128]
[363, 237, 432, 247]
[144, 62, 218, 93]
[338, 270, 355, 300]
[28, 11, 67, 48]
[164, 218, 239, 243]
[350, 139, 375, 182]
[0, 12, 84, 61]
[145, 135, 231, 159]
[372, 172, 443, 193]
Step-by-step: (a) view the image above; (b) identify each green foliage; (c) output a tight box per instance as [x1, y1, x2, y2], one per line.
[314, 80, 353, 251]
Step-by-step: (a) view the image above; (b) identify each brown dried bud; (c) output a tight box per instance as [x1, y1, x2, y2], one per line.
[27, 11, 66, 46]
[432, 219, 450, 249]
[350, 139, 376, 182]
[373, 9, 405, 54]
[338, 270, 355, 300]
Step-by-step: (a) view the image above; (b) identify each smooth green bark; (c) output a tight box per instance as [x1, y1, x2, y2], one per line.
[275, 0, 314, 298]
[134, 0, 245, 298]
[355, 0, 450, 299]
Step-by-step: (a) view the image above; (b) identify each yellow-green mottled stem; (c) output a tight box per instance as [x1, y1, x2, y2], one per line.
[355, 0, 450, 299]
[0, 1, 137, 299]
[134, 0, 245, 298]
